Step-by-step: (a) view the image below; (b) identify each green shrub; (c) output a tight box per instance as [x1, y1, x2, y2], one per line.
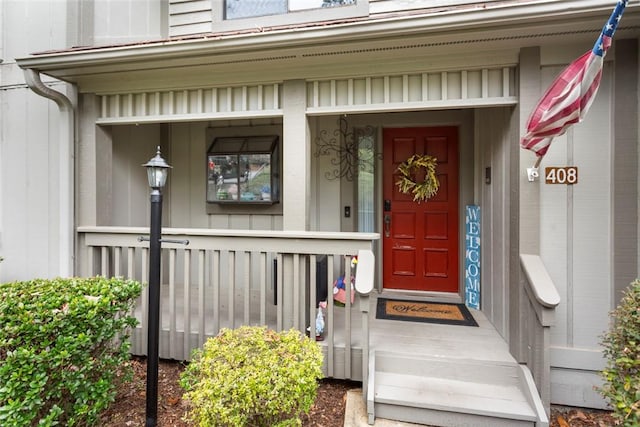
[600, 278, 640, 426]
[0, 276, 142, 426]
[180, 326, 324, 427]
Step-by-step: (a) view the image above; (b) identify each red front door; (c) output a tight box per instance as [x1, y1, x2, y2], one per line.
[382, 127, 459, 293]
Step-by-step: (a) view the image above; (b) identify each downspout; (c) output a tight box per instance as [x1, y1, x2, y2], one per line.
[23, 69, 75, 278]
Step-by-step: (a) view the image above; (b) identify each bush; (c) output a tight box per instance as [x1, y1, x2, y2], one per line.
[0, 276, 142, 426]
[180, 326, 324, 427]
[600, 278, 640, 426]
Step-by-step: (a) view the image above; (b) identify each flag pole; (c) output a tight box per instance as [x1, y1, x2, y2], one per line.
[527, 155, 544, 182]
[533, 156, 543, 169]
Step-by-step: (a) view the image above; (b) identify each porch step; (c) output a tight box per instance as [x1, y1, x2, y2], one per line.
[368, 351, 548, 427]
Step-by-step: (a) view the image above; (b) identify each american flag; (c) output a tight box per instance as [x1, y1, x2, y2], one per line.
[520, 0, 628, 157]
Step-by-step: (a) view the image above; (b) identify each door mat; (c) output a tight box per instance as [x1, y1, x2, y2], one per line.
[376, 298, 478, 327]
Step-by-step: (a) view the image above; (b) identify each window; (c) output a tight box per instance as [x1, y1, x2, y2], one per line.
[357, 130, 376, 233]
[215, 0, 368, 32]
[207, 136, 280, 204]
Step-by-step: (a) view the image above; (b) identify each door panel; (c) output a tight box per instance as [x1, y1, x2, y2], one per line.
[383, 127, 459, 293]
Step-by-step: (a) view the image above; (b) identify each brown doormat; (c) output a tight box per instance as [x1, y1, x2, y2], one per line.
[376, 298, 478, 327]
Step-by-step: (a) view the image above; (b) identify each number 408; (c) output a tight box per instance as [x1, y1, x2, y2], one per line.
[545, 167, 578, 185]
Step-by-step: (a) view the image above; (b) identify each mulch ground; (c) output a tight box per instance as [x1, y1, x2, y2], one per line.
[99, 357, 358, 426]
[99, 357, 617, 426]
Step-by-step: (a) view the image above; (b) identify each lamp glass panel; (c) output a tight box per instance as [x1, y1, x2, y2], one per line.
[147, 167, 168, 189]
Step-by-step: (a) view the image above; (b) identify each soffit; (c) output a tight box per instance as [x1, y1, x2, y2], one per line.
[15, 0, 640, 93]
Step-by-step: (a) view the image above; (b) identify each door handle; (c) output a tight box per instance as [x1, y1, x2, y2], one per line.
[384, 214, 391, 238]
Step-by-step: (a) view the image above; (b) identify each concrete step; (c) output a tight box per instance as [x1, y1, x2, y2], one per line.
[367, 351, 549, 427]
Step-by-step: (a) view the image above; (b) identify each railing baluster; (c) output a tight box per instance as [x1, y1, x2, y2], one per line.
[183, 249, 191, 359]
[87, 246, 94, 277]
[114, 247, 122, 277]
[169, 248, 177, 360]
[244, 251, 250, 325]
[309, 254, 317, 340]
[127, 247, 134, 280]
[344, 255, 352, 378]
[276, 253, 283, 331]
[259, 252, 267, 325]
[212, 250, 220, 337]
[228, 251, 236, 329]
[101, 247, 109, 276]
[198, 249, 205, 347]
[293, 253, 300, 331]
[326, 254, 335, 378]
[141, 247, 149, 354]
[300, 255, 307, 333]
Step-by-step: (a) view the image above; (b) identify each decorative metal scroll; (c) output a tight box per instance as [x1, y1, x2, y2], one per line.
[314, 116, 379, 182]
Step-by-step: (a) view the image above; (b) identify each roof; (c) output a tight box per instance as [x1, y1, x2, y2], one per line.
[15, 0, 640, 91]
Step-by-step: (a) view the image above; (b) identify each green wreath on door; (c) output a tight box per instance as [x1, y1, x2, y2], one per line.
[395, 154, 439, 203]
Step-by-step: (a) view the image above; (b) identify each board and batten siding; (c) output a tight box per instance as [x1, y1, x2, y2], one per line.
[95, 68, 515, 125]
[475, 106, 516, 342]
[97, 84, 283, 125]
[536, 43, 615, 409]
[0, 0, 77, 281]
[92, 0, 168, 45]
[0, 86, 65, 281]
[306, 68, 516, 115]
[106, 121, 286, 232]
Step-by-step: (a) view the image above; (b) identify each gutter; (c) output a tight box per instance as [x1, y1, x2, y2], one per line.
[23, 69, 75, 278]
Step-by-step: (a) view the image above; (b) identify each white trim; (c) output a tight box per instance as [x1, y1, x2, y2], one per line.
[96, 110, 283, 125]
[306, 98, 517, 116]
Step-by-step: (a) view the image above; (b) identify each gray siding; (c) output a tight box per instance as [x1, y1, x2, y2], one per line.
[0, 0, 71, 280]
[0, 87, 63, 280]
[476, 106, 515, 341]
[169, 0, 212, 37]
[612, 39, 639, 307]
[93, 0, 167, 45]
[168, 0, 507, 39]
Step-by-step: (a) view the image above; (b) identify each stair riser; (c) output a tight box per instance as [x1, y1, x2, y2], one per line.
[376, 354, 521, 386]
[375, 403, 536, 427]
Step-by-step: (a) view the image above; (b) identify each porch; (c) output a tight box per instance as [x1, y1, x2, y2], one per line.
[78, 227, 553, 426]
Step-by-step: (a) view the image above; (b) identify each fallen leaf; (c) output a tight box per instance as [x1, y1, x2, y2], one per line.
[557, 415, 570, 427]
[167, 396, 181, 405]
[569, 409, 588, 421]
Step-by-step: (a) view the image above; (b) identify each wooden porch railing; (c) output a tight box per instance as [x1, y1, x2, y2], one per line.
[519, 253, 561, 415]
[77, 226, 379, 381]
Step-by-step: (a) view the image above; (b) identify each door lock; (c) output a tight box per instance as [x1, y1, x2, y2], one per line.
[384, 214, 391, 238]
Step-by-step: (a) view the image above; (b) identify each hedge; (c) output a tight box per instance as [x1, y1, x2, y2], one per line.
[0, 276, 142, 426]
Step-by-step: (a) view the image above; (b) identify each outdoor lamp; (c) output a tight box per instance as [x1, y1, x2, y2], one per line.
[143, 146, 171, 189]
[142, 146, 171, 427]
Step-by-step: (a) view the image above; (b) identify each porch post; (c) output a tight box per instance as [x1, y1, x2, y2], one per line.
[513, 47, 542, 362]
[518, 47, 541, 255]
[282, 80, 310, 231]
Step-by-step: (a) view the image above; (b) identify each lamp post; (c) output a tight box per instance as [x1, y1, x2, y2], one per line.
[142, 146, 171, 427]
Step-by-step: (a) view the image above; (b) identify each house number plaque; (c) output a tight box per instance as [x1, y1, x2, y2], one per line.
[545, 167, 578, 185]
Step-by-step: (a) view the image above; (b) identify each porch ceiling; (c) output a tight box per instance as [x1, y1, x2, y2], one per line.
[15, 0, 640, 93]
